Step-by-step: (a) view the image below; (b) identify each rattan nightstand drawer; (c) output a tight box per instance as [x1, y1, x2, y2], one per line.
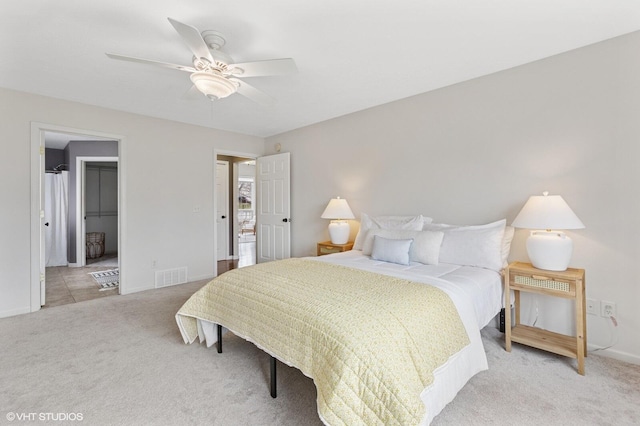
[317, 241, 353, 256]
[513, 274, 573, 295]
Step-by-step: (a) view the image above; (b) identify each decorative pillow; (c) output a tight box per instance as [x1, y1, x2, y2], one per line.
[423, 219, 507, 271]
[362, 229, 444, 265]
[353, 214, 432, 250]
[370, 236, 413, 266]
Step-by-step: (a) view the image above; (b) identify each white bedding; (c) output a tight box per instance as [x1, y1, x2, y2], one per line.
[314, 250, 503, 329]
[195, 251, 503, 425]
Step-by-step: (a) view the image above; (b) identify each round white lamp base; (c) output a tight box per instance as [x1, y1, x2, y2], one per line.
[526, 230, 573, 271]
[328, 221, 350, 245]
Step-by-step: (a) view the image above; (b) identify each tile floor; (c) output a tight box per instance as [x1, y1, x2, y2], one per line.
[43, 260, 119, 308]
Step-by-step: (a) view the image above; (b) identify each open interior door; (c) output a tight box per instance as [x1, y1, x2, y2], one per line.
[256, 152, 290, 263]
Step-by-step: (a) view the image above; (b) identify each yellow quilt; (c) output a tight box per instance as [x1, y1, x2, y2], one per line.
[176, 258, 469, 425]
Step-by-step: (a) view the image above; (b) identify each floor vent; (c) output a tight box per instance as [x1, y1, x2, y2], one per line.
[155, 267, 188, 288]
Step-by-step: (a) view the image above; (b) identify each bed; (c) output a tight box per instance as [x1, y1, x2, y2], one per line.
[176, 215, 512, 425]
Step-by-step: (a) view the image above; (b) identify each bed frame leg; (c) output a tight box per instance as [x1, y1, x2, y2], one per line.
[270, 356, 277, 398]
[217, 324, 222, 353]
[499, 308, 505, 333]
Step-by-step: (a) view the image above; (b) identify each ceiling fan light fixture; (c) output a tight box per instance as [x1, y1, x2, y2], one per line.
[190, 71, 238, 100]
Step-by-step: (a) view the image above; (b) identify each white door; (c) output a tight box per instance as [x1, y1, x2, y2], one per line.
[216, 161, 230, 261]
[256, 152, 291, 263]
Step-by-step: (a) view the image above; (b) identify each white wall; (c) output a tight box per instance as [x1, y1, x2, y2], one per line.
[267, 31, 640, 363]
[0, 88, 264, 316]
[1, 31, 637, 363]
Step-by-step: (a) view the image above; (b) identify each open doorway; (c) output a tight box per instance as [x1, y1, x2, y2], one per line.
[237, 160, 257, 266]
[83, 161, 119, 268]
[216, 155, 256, 274]
[41, 130, 120, 308]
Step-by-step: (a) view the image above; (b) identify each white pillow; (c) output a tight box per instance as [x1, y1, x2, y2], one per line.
[501, 226, 515, 268]
[353, 214, 432, 250]
[371, 236, 413, 265]
[423, 223, 516, 268]
[425, 222, 514, 268]
[362, 229, 444, 265]
[423, 219, 507, 271]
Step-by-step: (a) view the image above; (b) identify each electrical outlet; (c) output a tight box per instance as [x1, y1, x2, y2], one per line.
[586, 299, 599, 315]
[601, 301, 616, 318]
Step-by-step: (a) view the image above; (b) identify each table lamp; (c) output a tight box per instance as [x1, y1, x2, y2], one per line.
[511, 191, 585, 271]
[321, 197, 355, 244]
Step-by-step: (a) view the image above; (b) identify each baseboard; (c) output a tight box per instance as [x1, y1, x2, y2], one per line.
[188, 274, 215, 283]
[0, 306, 32, 319]
[124, 277, 213, 295]
[588, 345, 640, 365]
[119, 285, 151, 295]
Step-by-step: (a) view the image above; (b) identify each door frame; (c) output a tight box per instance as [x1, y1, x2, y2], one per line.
[30, 122, 126, 312]
[213, 149, 257, 277]
[75, 157, 119, 267]
[215, 160, 230, 262]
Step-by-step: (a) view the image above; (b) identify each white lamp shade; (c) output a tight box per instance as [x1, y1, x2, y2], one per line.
[321, 197, 355, 245]
[321, 197, 355, 220]
[512, 192, 584, 271]
[511, 193, 584, 230]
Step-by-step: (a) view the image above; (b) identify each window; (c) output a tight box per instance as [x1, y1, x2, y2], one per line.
[238, 178, 253, 210]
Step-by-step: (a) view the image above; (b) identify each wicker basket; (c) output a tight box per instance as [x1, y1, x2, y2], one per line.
[86, 232, 105, 259]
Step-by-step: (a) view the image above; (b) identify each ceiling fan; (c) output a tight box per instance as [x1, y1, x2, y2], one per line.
[106, 18, 297, 106]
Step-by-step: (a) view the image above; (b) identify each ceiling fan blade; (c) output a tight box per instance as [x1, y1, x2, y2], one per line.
[167, 18, 214, 64]
[230, 78, 275, 106]
[106, 53, 195, 72]
[229, 58, 297, 77]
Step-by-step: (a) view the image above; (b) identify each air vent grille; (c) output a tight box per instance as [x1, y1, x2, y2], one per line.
[155, 267, 188, 288]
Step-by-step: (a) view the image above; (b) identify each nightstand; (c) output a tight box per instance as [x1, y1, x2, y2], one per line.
[317, 241, 353, 256]
[505, 261, 587, 375]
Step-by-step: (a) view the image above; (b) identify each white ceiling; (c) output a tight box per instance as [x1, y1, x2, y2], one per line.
[2, 1, 639, 138]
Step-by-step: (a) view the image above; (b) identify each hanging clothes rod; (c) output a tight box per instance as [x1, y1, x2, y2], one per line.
[46, 163, 68, 173]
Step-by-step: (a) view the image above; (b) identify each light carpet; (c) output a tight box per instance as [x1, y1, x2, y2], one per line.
[0, 280, 638, 425]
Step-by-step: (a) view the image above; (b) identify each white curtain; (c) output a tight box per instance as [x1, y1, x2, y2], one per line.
[45, 171, 69, 267]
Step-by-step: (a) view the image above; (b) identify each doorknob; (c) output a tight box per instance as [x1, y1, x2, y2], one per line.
[221, 215, 226, 219]
[282, 218, 291, 223]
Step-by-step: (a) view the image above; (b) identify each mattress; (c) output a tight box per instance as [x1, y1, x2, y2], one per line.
[314, 250, 503, 329]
